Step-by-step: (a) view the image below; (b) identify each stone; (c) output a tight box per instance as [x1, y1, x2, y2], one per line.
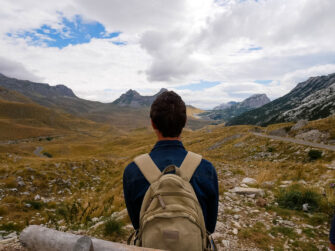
[34, 194, 41, 200]
[296, 229, 302, 235]
[17, 181, 25, 187]
[232, 228, 238, 235]
[261, 181, 275, 188]
[241, 177, 257, 185]
[302, 203, 309, 212]
[256, 198, 267, 207]
[73, 236, 93, 251]
[231, 187, 265, 197]
[291, 120, 308, 131]
[221, 240, 230, 248]
[4, 232, 17, 239]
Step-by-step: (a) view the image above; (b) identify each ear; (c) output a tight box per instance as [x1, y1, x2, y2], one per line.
[151, 119, 157, 130]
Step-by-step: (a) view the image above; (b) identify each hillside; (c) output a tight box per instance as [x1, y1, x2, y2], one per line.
[0, 118, 334, 250]
[227, 73, 335, 126]
[0, 99, 102, 141]
[0, 74, 212, 130]
[200, 94, 270, 121]
[0, 86, 33, 104]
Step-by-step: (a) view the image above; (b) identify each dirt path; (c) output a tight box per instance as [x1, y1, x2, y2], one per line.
[253, 133, 335, 151]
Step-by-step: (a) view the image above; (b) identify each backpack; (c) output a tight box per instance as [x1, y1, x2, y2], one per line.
[128, 151, 214, 251]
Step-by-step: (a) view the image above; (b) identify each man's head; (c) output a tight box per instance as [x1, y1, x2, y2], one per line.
[150, 91, 186, 138]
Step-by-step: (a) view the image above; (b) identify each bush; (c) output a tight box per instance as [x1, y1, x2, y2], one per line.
[276, 184, 321, 212]
[308, 150, 322, 160]
[104, 218, 124, 236]
[43, 152, 53, 158]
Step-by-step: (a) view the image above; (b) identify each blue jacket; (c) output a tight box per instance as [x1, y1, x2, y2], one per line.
[331, 214, 335, 245]
[123, 140, 218, 233]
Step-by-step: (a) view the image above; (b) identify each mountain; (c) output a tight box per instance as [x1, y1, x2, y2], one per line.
[113, 88, 167, 107]
[0, 74, 212, 130]
[213, 101, 238, 110]
[226, 73, 335, 126]
[200, 94, 270, 121]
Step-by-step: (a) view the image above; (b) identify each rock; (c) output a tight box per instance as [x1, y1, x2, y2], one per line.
[25, 203, 31, 208]
[256, 198, 267, 207]
[296, 129, 329, 143]
[296, 229, 302, 235]
[73, 236, 93, 251]
[34, 194, 41, 200]
[246, 194, 256, 199]
[231, 187, 264, 197]
[4, 232, 17, 239]
[91, 217, 99, 223]
[242, 177, 257, 185]
[291, 120, 308, 131]
[261, 181, 275, 188]
[302, 203, 309, 212]
[281, 180, 292, 185]
[221, 240, 230, 248]
[17, 181, 25, 187]
[232, 228, 238, 235]
[215, 221, 225, 232]
[233, 215, 240, 220]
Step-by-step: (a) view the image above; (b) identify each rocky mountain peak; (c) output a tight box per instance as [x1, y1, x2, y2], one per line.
[240, 94, 271, 109]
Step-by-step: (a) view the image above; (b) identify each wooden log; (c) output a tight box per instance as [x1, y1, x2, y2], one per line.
[20, 225, 162, 251]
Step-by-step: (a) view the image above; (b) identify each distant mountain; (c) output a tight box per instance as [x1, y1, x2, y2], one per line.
[213, 101, 238, 110]
[113, 88, 167, 107]
[226, 73, 335, 126]
[200, 94, 270, 121]
[0, 74, 212, 130]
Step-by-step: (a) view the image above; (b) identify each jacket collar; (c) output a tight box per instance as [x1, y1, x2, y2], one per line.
[151, 140, 185, 152]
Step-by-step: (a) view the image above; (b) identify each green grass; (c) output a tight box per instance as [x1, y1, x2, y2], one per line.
[276, 184, 321, 212]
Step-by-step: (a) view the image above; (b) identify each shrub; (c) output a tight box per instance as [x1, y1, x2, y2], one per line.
[26, 200, 43, 210]
[276, 184, 321, 212]
[43, 152, 53, 158]
[308, 150, 322, 160]
[104, 218, 124, 236]
[0, 222, 23, 232]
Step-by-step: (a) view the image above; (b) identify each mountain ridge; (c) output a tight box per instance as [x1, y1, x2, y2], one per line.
[200, 93, 270, 121]
[226, 73, 335, 126]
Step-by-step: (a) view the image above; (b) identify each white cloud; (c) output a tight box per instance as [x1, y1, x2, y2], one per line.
[0, 0, 335, 109]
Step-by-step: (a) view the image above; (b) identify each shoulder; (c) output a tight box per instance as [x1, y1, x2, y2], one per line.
[123, 161, 144, 184]
[193, 157, 217, 180]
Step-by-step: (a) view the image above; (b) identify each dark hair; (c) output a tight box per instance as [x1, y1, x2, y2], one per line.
[150, 91, 186, 137]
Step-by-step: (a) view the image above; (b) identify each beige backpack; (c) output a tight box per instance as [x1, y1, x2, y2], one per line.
[129, 151, 213, 251]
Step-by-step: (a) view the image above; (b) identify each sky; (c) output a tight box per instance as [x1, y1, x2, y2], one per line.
[1, 0, 335, 109]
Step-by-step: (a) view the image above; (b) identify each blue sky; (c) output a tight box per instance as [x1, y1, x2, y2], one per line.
[176, 81, 221, 91]
[1, 0, 335, 109]
[7, 15, 123, 48]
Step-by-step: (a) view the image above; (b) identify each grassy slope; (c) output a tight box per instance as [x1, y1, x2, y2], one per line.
[0, 116, 334, 249]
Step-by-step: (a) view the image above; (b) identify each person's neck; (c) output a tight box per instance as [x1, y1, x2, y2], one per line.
[157, 135, 181, 141]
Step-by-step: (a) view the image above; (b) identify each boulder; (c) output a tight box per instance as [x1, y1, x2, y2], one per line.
[241, 177, 257, 186]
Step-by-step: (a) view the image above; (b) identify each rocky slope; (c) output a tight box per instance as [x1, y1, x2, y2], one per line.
[227, 73, 335, 126]
[200, 94, 270, 121]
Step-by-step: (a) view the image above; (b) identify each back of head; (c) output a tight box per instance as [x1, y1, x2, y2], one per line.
[150, 91, 186, 137]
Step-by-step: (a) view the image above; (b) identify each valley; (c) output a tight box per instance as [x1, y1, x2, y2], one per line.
[0, 73, 334, 250]
[0, 117, 334, 250]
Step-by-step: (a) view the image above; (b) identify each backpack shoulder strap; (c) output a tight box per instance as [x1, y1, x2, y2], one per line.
[179, 151, 202, 182]
[134, 154, 161, 184]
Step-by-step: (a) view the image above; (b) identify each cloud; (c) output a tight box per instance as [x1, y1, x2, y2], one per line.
[0, 57, 43, 82]
[0, 0, 335, 109]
